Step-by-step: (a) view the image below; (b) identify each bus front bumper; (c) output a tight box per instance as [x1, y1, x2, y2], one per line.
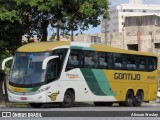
[8, 91, 47, 103]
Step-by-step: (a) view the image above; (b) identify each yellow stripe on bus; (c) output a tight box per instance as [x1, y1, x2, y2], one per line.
[9, 85, 25, 93]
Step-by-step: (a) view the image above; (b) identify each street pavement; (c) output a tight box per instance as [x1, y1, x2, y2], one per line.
[0, 102, 160, 120]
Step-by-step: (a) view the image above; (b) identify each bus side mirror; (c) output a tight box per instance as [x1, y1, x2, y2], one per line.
[42, 56, 59, 70]
[2, 57, 13, 70]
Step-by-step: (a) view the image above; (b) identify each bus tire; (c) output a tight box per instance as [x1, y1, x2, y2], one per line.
[29, 103, 43, 108]
[155, 97, 160, 103]
[94, 102, 113, 106]
[124, 90, 134, 107]
[133, 91, 143, 107]
[3, 81, 9, 102]
[60, 90, 74, 108]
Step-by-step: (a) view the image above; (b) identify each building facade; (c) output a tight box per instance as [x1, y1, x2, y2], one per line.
[124, 15, 160, 54]
[103, 0, 160, 33]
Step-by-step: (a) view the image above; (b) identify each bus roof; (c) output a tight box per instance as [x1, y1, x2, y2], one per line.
[17, 41, 157, 57]
[17, 41, 70, 52]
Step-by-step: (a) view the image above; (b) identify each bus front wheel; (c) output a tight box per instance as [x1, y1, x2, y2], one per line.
[60, 90, 74, 108]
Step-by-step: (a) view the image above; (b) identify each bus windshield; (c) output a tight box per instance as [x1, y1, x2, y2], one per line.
[10, 52, 50, 85]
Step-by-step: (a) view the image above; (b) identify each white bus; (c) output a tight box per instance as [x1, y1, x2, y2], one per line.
[2, 41, 158, 108]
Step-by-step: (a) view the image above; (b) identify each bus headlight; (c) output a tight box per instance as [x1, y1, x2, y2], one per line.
[37, 86, 50, 93]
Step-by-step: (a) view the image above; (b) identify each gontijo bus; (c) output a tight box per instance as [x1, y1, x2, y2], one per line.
[2, 41, 158, 108]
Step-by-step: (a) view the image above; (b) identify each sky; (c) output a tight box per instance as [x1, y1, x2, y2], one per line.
[111, 0, 160, 6]
[48, 0, 160, 36]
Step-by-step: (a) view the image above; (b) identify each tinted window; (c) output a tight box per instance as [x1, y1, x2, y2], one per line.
[84, 51, 98, 68]
[99, 53, 108, 68]
[65, 49, 157, 72]
[52, 48, 68, 62]
[99, 52, 112, 69]
[125, 55, 136, 70]
[66, 50, 82, 70]
[148, 57, 157, 71]
[137, 57, 147, 71]
[47, 59, 59, 82]
[113, 53, 124, 69]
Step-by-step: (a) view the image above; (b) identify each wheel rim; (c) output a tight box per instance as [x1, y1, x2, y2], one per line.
[64, 95, 71, 104]
[127, 98, 133, 105]
[135, 92, 142, 105]
[135, 96, 141, 104]
[127, 93, 133, 106]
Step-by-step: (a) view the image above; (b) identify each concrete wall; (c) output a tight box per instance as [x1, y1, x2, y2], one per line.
[60, 33, 106, 44]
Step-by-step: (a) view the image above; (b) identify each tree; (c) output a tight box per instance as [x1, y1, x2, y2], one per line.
[27, 0, 62, 41]
[54, 0, 109, 41]
[25, 0, 110, 41]
[0, 0, 31, 67]
[0, 0, 110, 51]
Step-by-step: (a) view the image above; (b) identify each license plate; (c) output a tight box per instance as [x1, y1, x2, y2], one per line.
[20, 97, 27, 100]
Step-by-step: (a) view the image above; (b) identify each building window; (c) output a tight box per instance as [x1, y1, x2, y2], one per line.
[91, 36, 101, 43]
[130, 10, 133, 12]
[155, 43, 160, 48]
[127, 44, 138, 51]
[143, 10, 146, 13]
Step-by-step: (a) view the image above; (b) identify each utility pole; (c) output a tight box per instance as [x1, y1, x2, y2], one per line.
[137, 25, 141, 51]
[101, 1, 111, 45]
[137, 30, 141, 51]
[101, 18, 107, 44]
[122, 27, 125, 49]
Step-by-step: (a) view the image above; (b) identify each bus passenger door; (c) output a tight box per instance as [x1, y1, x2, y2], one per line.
[46, 58, 60, 102]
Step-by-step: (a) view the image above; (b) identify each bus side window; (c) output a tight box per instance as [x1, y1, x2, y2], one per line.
[99, 52, 108, 69]
[84, 51, 98, 68]
[107, 53, 113, 69]
[66, 50, 81, 71]
[137, 57, 147, 71]
[84, 51, 92, 67]
[92, 52, 98, 68]
[113, 53, 123, 70]
[126, 55, 136, 70]
[148, 57, 157, 71]
[68, 56, 79, 66]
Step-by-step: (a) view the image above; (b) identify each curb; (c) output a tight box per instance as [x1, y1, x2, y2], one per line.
[0, 104, 5, 107]
[0, 102, 29, 108]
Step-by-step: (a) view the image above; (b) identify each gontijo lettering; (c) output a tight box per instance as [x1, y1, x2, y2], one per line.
[114, 73, 140, 80]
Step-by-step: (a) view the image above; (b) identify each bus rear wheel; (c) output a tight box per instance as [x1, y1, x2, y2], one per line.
[29, 103, 43, 108]
[133, 91, 143, 107]
[124, 90, 134, 107]
[60, 90, 74, 108]
[94, 102, 113, 106]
